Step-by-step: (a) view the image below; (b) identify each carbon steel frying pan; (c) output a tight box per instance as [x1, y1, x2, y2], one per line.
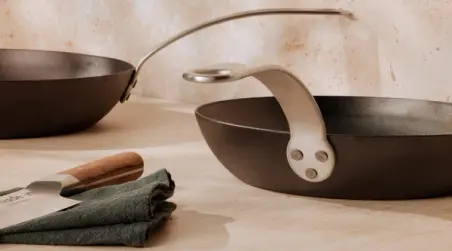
[183, 63, 452, 200]
[0, 8, 351, 139]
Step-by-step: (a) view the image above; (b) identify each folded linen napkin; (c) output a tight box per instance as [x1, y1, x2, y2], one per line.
[0, 168, 176, 247]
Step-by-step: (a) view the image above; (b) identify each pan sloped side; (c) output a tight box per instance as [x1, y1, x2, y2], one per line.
[0, 49, 135, 139]
[0, 70, 134, 139]
[195, 96, 452, 200]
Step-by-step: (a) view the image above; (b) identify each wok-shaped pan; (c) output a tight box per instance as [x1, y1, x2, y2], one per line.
[0, 8, 351, 139]
[183, 63, 452, 200]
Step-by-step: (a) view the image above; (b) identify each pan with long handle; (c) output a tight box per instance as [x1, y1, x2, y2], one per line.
[183, 63, 452, 200]
[0, 8, 352, 139]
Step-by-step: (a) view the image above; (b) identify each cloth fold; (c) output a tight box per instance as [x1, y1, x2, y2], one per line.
[0, 168, 177, 247]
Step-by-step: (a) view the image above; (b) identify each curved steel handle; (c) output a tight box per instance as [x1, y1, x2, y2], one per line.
[182, 63, 335, 183]
[119, 8, 355, 102]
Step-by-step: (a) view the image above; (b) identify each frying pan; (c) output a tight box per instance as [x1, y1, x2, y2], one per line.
[183, 63, 452, 200]
[0, 8, 350, 139]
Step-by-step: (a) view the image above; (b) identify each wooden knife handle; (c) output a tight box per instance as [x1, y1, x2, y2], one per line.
[58, 152, 144, 196]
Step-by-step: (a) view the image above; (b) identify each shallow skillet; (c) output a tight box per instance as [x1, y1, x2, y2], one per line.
[183, 63, 452, 200]
[0, 8, 350, 139]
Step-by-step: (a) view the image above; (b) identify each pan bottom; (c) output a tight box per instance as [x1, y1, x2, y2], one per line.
[195, 96, 452, 200]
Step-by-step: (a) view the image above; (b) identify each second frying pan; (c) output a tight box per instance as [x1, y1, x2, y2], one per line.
[0, 8, 352, 139]
[183, 63, 452, 200]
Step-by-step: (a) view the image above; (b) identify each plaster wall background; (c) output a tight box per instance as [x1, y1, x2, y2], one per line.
[0, 0, 450, 104]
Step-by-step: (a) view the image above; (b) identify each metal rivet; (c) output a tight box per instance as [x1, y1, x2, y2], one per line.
[290, 149, 303, 161]
[305, 168, 318, 179]
[315, 151, 328, 162]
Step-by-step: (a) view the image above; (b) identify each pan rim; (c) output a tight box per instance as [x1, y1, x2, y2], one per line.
[195, 95, 452, 138]
[0, 48, 135, 82]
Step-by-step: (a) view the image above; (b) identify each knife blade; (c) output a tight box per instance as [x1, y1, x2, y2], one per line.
[0, 151, 144, 229]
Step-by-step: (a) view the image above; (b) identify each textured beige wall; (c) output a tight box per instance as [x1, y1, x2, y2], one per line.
[0, 0, 451, 104]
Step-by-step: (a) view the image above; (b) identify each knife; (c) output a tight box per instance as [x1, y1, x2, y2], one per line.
[0, 151, 144, 229]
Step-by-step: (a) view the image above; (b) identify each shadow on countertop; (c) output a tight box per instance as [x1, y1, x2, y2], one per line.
[310, 196, 452, 222]
[147, 208, 233, 250]
[0, 100, 203, 151]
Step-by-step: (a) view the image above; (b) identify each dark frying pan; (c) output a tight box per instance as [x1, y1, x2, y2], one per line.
[183, 63, 452, 200]
[0, 8, 350, 139]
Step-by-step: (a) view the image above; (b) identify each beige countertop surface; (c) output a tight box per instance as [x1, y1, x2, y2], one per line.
[1, 96, 452, 250]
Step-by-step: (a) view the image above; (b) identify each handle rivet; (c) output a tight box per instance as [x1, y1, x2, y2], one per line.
[290, 149, 303, 161]
[305, 168, 318, 179]
[315, 151, 328, 162]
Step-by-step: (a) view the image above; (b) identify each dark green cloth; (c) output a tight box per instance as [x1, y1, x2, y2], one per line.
[0, 169, 177, 247]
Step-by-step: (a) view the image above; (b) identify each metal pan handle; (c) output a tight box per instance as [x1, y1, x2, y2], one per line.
[183, 63, 335, 183]
[120, 8, 354, 102]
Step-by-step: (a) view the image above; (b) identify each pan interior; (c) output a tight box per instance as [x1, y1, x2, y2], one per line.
[0, 49, 134, 81]
[196, 96, 452, 136]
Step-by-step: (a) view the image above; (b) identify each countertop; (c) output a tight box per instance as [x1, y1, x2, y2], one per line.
[2, 96, 452, 250]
